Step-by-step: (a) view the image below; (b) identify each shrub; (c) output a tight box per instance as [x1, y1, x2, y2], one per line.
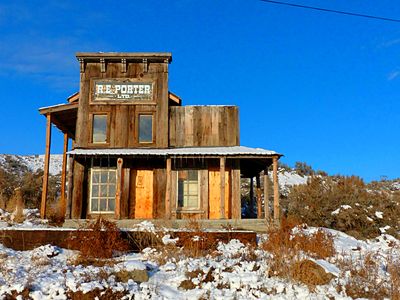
[67, 218, 129, 260]
[287, 175, 400, 239]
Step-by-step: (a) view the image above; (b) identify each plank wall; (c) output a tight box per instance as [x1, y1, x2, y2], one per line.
[169, 106, 240, 147]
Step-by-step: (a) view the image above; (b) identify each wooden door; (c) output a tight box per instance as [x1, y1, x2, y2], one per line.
[208, 169, 230, 219]
[133, 170, 153, 219]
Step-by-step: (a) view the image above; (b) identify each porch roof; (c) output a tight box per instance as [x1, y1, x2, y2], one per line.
[68, 146, 282, 158]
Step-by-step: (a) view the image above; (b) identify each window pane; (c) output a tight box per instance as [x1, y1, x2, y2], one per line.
[100, 185, 108, 197]
[139, 115, 153, 143]
[109, 172, 116, 183]
[109, 184, 116, 197]
[92, 115, 107, 143]
[108, 199, 115, 211]
[92, 171, 99, 183]
[92, 185, 99, 197]
[100, 172, 108, 183]
[100, 198, 107, 211]
[91, 199, 99, 211]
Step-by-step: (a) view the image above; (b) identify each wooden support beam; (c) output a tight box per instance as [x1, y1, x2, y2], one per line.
[165, 158, 172, 219]
[40, 114, 52, 219]
[249, 177, 254, 218]
[220, 157, 226, 219]
[60, 134, 68, 218]
[264, 167, 270, 220]
[256, 174, 262, 219]
[231, 159, 241, 219]
[273, 156, 280, 223]
[115, 158, 123, 219]
[65, 155, 74, 219]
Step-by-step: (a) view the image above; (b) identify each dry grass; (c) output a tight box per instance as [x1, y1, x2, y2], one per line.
[46, 199, 65, 227]
[261, 217, 335, 287]
[10, 188, 24, 223]
[335, 252, 399, 299]
[66, 288, 128, 300]
[66, 218, 129, 260]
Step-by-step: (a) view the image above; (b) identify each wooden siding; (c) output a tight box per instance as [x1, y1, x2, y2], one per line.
[169, 106, 239, 147]
[208, 168, 231, 219]
[75, 61, 169, 149]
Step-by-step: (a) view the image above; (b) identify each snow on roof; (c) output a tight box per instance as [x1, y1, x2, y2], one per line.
[68, 146, 281, 157]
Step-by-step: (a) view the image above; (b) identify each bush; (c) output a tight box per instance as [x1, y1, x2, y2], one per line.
[67, 218, 129, 260]
[287, 176, 400, 239]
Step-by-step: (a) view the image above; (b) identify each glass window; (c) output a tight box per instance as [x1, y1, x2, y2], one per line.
[92, 115, 107, 143]
[90, 168, 116, 213]
[177, 170, 199, 209]
[138, 115, 153, 143]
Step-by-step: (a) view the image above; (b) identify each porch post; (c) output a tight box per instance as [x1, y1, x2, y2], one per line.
[273, 156, 280, 223]
[256, 174, 262, 218]
[165, 157, 171, 219]
[40, 114, 52, 219]
[65, 155, 74, 219]
[264, 167, 270, 220]
[249, 177, 254, 217]
[115, 158, 123, 219]
[60, 133, 68, 218]
[220, 156, 226, 219]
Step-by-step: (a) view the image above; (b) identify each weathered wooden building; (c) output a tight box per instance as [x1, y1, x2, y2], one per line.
[39, 52, 282, 224]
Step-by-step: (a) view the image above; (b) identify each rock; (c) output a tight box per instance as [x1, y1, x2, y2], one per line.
[291, 259, 335, 287]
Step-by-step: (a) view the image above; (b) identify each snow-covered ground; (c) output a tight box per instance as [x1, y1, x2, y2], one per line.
[0, 220, 399, 299]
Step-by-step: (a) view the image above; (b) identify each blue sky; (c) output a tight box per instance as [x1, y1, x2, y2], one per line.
[0, 0, 399, 181]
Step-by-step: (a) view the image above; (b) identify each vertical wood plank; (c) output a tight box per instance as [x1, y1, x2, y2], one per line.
[256, 174, 262, 219]
[231, 159, 241, 219]
[115, 158, 123, 219]
[121, 168, 130, 218]
[60, 133, 68, 218]
[129, 169, 137, 218]
[134, 170, 153, 219]
[264, 167, 270, 220]
[65, 155, 74, 219]
[220, 157, 226, 219]
[273, 156, 280, 223]
[200, 168, 209, 218]
[71, 160, 84, 219]
[40, 114, 52, 219]
[165, 158, 172, 219]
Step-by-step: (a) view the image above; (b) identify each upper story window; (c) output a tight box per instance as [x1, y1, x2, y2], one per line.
[177, 170, 199, 209]
[138, 114, 153, 143]
[92, 114, 108, 143]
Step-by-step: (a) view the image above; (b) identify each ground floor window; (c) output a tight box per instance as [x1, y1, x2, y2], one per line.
[90, 168, 116, 213]
[177, 169, 199, 209]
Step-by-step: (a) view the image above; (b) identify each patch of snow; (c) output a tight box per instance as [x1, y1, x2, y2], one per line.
[375, 211, 384, 219]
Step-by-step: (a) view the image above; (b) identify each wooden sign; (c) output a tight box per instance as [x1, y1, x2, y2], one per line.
[94, 80, 153, 101]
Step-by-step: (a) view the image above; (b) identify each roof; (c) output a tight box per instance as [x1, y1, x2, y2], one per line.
[68, 146, 281, 158]
[76, 52, 172, 62]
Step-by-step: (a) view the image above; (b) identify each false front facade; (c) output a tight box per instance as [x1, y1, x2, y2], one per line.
[39, 52, 281, 223]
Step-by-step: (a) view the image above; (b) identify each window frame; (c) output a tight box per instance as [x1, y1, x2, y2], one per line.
[89, 167, 117, 214]
[137, 113, 154, 144]
[176, 169, 201, 211]
[90, 113, 110, 144]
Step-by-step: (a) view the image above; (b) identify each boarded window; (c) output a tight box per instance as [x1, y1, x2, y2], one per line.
[138, 115, 153, 143]
[92, 115, 107, 143]
[177, 170, 199, 209]
[90, 168, 116, 213]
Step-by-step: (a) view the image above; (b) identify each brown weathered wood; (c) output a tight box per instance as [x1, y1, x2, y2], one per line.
[153, 168, 166, 218]
[273, 156, 280, 223]
[165, 158, 172, 219]
[65, 155, 74, 219]
[134, 169, 153, 219]
[40, 114, 52, 219]
[256, 174, 262, 219]
[264, 167, 270, 220]
[121, 168, 130, 218]
[71, 160, 85, 219]
[200, 169, 209, 219]
[249, 177, 254, 218]
[220, 157, 226, 219]
[60, 133, 68, 218]
[231, 159, 241, 219]
[115, 158, 123, 219]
